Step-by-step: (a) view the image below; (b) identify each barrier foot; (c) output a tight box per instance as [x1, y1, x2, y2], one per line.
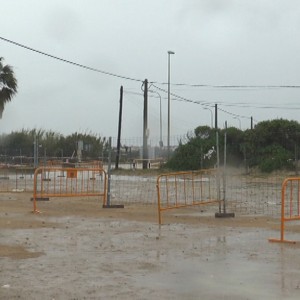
[103, 204, 124, 209]
[32, 210, 42, 214]
[215, 212, 235, 218]
[30, 197, 50, 201]
[269, 238, 297, 244]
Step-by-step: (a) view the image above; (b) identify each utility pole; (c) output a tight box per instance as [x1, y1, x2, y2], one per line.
[251, 116, 253, 130]
[33, 134, 38, 168]
[214, 105, 219, 169]
[215, 103, 218, 130]
[143, 79, 148, 169]
[115, 86, 123, 169]
[215, 104, 220, 212]
[167, 50, 175, 158]
[215, 109, 235, 219]
[223, 121, 227, 213]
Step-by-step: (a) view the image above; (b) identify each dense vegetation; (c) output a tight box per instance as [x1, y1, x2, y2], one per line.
[166, 119, 300, 173]
[1, 119, 300, 172]
[0, 129, 110, 163]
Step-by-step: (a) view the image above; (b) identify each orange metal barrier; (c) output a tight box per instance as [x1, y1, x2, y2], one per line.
[32, 166, 107, 213]
[269, 178, 300, 244]
[156, 169, 221, 224]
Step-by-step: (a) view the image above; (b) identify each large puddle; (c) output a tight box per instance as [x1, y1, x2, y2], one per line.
[1, 216, 300, 299]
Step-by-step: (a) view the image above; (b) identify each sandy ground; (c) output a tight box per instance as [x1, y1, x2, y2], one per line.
[1, 192, 300, 299]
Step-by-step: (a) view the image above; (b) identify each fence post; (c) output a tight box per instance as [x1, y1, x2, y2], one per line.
[106, 137, 112, 206]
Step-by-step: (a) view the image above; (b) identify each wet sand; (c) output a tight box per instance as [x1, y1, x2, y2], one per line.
[1, 193, 300, 299]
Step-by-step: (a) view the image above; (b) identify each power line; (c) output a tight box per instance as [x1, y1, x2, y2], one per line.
[0, 36, 143, 83]
[125, 86, 300, 112]
[2, 36, 300, 122]
[152, 81, 300, 89]
[216, 102, 300, 110]
[3, 36, 300, 90]
[126, 85, 300, 112]
[218, 107, 250, 120]
[151, 84, 212, 107]
[150, 84, 300, 121]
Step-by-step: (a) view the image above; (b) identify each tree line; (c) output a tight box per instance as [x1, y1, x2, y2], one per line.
[167, 119, 300, 173]
[1, 120, 299, 172]
[0, 129, 110, 164]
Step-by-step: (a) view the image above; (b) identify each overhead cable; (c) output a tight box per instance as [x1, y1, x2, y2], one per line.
[2, 36, 300, 89]
[0, 36, 143, 83]
[152, 81, 300, 89]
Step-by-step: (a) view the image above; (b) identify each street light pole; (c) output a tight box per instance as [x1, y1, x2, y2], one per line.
[143, 79, 148, 169]
[159, 92, 162, 148]
[203, 107, 213, 128]
[167, 50, 175, 157]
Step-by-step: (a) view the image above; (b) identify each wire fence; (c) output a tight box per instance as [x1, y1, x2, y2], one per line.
[107, 168, 286, 217]
[0, 166, 289, 217]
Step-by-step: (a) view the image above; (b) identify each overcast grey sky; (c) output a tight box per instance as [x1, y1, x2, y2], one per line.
[1, 0, 300, 146]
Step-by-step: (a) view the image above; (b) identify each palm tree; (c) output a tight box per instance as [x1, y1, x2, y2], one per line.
[0, 57, 18, 118]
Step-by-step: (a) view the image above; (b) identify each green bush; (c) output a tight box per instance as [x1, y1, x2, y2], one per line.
[258, 144, 293, 172]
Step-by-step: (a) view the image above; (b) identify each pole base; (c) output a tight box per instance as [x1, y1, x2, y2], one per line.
[30, 197, 50, 201]
[103, 204, 124, 209]
[269, 238, 296, 244]
[215, 212, 235, 218]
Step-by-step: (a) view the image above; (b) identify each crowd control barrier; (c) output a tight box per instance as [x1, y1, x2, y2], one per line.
[269, 177, 300, 244]
[32, 166, 107, 213]
[156, 169, 220, 224]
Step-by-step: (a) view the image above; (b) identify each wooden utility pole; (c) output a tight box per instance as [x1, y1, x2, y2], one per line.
[115, 86, 123, 169]
[215, 103, 220, 211]
[143, 79, 148, 169]
[215, 103, 218, 130]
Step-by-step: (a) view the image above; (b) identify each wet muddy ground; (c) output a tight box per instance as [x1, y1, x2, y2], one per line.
[1, 193, 300, 299]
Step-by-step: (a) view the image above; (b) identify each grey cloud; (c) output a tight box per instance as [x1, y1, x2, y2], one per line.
[43, 6, 83, 42]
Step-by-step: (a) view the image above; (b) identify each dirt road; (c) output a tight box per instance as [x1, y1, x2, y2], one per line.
[1, 193, 300, 299]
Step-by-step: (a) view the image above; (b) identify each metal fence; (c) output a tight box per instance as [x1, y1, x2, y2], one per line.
[0, 167, 33, 192]
[0, 166, 287, 217]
